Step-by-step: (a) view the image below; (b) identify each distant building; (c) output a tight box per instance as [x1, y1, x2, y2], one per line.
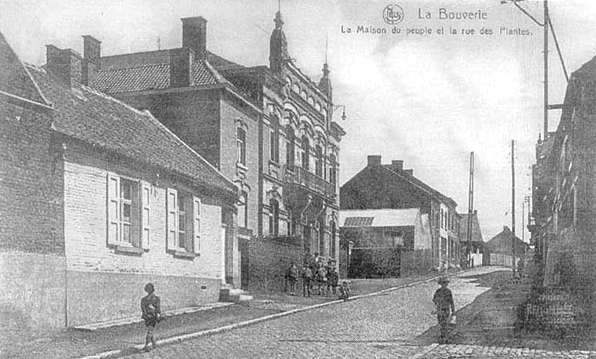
[341, 155, 461, 270]
[485, 226, 528, 267]
[459, 210, 488, 266]
[339, 208, 431, 277]
[89, 13, 345, 291]
[0, 33, 237, 331]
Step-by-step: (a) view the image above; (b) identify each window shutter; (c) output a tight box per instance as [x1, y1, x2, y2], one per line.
[141, 181, 151, 250]
[166, 188, 178, 251]
[107, 173, 120, 245]
[131, 183, 141, 248]
[192, 196, 201, 254]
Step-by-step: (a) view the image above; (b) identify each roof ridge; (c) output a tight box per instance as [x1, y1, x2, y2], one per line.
[382, 165, 456, 205]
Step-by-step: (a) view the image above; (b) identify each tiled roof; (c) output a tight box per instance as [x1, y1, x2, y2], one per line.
[0, 32, 48, 105]
[340, 208, 420, 228]
[382, 165, 457, 207]
[26, 64, 236, 196]
[486, 226, 528, 254]
[343, 217, 374, 227]
[92, 60, 221, 94]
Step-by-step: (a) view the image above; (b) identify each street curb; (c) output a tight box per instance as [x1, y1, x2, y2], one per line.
[78, 270, 470, 359]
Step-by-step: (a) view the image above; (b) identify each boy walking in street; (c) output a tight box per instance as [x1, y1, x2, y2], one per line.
[141, 283, 161, 352]
[432, 277, 455, 344]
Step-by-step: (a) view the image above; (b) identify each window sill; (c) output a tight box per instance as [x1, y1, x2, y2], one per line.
[172, 250, 198, 259]
[114, 245, 144, 255]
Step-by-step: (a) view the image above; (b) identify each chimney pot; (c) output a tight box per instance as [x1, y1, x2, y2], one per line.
[367, 155, 381, 167]
[181, 16, 207, 59]
[170, 47, 194, 88]
[46, 45, 82, 87]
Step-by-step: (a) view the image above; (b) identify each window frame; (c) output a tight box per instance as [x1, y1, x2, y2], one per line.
[237, 127, 247, 166]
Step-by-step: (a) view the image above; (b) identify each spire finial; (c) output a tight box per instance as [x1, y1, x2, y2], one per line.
[325, 34, 328, 64]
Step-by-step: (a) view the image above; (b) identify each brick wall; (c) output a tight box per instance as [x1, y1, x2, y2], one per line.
[248, 236, 304, 292]
[0, 100, 64, 254]
[63, 142, 226, 324]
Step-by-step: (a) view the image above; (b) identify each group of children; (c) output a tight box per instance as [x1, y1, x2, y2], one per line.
[285, 256, 350, 300]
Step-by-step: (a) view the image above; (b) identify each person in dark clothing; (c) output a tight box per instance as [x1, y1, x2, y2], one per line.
[327, 265, 338, 295]
[141, 283, 161, 352]
[287, 262, 298, 295]
[338, 280, 351, 301]
[302, 264, 313, 297]
[432, 277, 455, 344]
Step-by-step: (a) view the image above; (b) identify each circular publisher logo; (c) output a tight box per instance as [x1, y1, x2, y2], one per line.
[383, 4, 404, 25]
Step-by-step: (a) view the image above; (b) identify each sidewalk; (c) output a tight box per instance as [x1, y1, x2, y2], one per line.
[1, 270, 447, 359]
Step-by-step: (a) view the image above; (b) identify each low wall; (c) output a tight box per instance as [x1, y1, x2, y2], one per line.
[0, 251, 66, 334]
[66, 270, 220, 326]
[248, 236, 304, 292]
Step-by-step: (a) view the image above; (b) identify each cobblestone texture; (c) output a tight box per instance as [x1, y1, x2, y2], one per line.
[119, 267, 500, 358]
[418, 344, 596, 358]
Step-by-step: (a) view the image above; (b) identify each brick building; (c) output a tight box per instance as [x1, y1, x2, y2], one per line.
[0, 33, 237, 331]
[340, 156, 461, 270]
[89, 12, 344, 290]
[529, 54, 596, 320]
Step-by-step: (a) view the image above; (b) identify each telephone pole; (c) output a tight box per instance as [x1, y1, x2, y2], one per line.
[466, 152, 474, 268]
[543, 0, 549, 137]
[511, 140, 516, 277]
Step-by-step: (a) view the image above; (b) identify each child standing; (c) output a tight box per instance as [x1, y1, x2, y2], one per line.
[141, 283, 161, 352]
[432, 277, 455, 344]
[302, 264, 313, 297]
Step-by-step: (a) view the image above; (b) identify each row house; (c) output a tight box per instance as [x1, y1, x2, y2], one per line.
[340, 155, 461, 271]
[90, 12, 345, 290]
[529, 55, 596, 319]
[0, 33, 237, 331]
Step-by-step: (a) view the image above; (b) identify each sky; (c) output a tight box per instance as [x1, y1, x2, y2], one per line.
[2, 0, 595, 241]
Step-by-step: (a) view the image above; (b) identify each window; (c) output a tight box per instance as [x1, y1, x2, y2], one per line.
[315, 145, 323, 177]
[315, 102, 321, 112]
[308, 96, 314, 106]
[323, 109, 328, 122]
[107, 174, 150, 250]
[292, 83, 299, 93]
[270, 117, 279, 163]
[301, 136, 310, 170]
[238, 192, 248, 229]
[329, 154, 337, 186]
[237, 127, 246, 166]
[330, 221, 336, 258]
[301, 89, 307, 99]
[269, 199, 279, 236]
[166, 188, 201, 254]
[440, 209, 444, 229]
[286, 127, 295, 168]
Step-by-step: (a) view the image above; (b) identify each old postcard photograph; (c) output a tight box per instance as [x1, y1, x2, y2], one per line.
[0, 0, 595, 358]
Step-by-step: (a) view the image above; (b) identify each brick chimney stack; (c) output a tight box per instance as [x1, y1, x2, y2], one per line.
[391, 160, 404, 171]
[82, 35, 101, 86]
[367, 155, 381, 167]
[181, 17, 207, 59]
[46, 45, 82, 87]
[170, 47, 195, 88]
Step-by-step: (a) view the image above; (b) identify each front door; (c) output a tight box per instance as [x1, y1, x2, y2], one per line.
[239, 237, 249, 290]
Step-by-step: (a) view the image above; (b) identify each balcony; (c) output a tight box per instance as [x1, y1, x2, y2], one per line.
[284, 165, 336, 200]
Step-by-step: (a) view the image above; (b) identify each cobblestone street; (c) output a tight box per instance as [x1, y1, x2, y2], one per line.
[119, 267, 499, 358]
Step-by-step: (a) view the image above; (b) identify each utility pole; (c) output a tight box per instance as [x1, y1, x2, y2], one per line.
[543, 0, 549, 138]
[466, 152, 474, 268]
[511, 140, 516, 277]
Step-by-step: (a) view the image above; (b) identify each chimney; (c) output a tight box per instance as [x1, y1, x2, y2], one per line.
[404, 169, 413, 176]
[181, 17, 207, 59]
[170, 47, 195, 88]
[473, 209, 477, 215]
[82, 35, 101, 86]
[391, 160, 404, 171]
[367, 155, 381, 167]
[46, 45, 82, 87]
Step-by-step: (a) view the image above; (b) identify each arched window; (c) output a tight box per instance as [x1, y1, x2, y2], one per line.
[301, 136, 310, 170]
[308, 96, 314, 106]
[315, 102, 321, 112]
[315, 145, 323, 177]
[292, 83, 299, 93]
[286, 127, 295, 168]
[236, 127, 246, 165]
[301, 89, 307, 99]
[269, 199, 279, 236]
